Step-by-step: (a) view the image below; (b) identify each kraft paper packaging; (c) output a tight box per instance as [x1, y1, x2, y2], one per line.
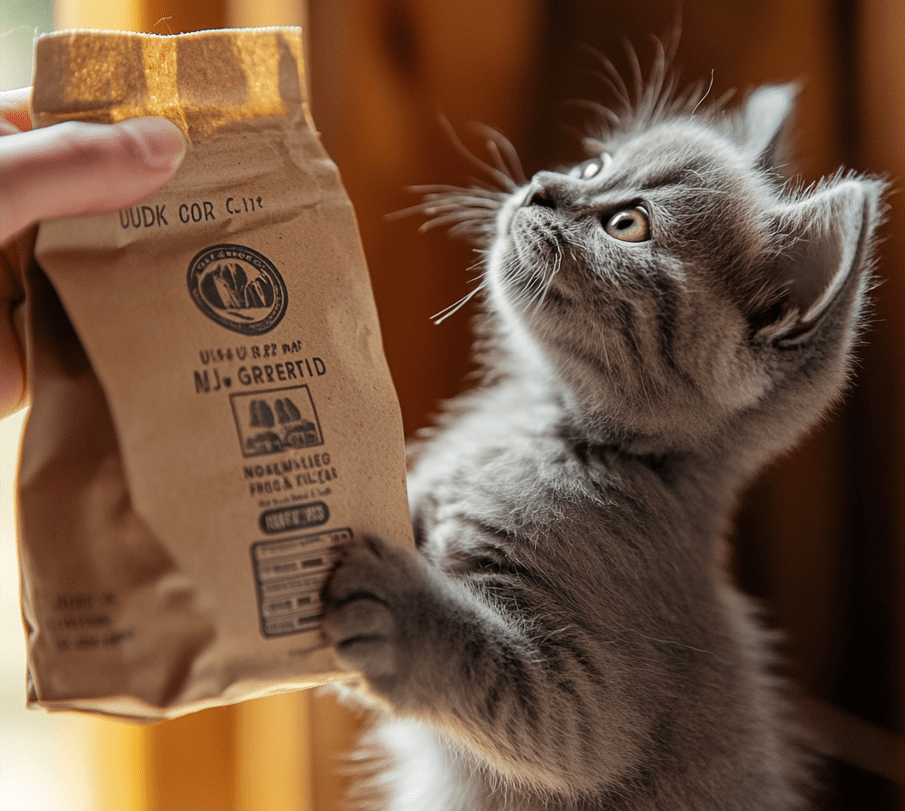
[17, 27, 413, 721]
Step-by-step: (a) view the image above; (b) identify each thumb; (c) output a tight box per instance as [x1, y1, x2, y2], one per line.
[0, 117, 187, 243]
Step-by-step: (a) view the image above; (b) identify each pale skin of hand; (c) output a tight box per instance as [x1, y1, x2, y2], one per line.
[0, 87, 187, 418]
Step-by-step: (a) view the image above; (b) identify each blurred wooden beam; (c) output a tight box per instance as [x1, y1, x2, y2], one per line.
[227, 0, 305, 29]
[236, 693, 313, 811]
[139, 0, 227, 33]
[858, 0, 905, 758]
[144, 709, 237, 811]
[58, 0, 228, 34]
[55, 0, 141, 31]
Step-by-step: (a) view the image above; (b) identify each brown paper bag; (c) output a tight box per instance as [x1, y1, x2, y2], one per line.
[17, 27, 412, 721]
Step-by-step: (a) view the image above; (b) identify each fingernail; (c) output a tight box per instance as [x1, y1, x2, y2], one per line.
[118, 117, 187, 171]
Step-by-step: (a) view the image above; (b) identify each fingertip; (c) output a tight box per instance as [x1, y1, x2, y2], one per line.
[0, 301, 27, 420]
[0, 87, 32, 132]
[116, 117, 187, 172]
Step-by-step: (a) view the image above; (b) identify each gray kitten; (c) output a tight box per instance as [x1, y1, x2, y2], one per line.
[320, 66, 886, 810]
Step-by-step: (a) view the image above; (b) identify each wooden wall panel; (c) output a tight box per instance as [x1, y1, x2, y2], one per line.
[854, 0, 905, 807]
[308, 0, 544, 436]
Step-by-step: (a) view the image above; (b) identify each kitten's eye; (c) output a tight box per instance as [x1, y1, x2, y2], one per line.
[568, 153, 612, 180]
[569, 159, 599, 179]
[603, 207, 651, 243]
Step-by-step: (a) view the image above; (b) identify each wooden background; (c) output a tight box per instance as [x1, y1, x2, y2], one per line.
[308, 1, 905, 808]
[41, 0, 905, 809]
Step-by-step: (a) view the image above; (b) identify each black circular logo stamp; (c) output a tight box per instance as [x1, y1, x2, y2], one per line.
[187, 244, 287, 335]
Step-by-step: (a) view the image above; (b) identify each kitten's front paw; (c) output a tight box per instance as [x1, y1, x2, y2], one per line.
[321, 534, 420, 684]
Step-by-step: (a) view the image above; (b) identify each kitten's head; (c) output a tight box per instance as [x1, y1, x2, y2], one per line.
[422, 81, 885, 467]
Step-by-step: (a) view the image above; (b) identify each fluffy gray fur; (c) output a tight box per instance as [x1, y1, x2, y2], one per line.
[320, 60, 886, 810]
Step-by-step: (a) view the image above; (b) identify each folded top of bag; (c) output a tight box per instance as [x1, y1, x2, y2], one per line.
[32, 28, 311, 137]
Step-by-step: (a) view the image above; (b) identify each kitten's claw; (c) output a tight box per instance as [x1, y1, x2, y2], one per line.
[321, 534, 418, 682]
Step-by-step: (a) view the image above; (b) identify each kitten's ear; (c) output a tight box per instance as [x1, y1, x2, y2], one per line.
[741, 84, 797, 170]
[752, 179, 881, 344]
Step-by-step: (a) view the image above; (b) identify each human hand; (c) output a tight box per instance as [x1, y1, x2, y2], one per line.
[0, 87, 187, 418]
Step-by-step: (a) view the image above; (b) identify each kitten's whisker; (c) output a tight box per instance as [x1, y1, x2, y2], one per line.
[579, 45, 631, 108]
[431, 282, 486, 324]
[416, 205, 485, 221]
[437, 112, 518, 192]
[648, 34, 666, 82]
[409, 184, 507, 201]
[658, 74, 682, 121]
[623, 36, 645, 107]
[472, 124, 529, 186]
[425, 195, 503, 209]
[395, 180, 505, 245]
[663, 9, 683, 62]
[387, 197, 499, 225]
[564, 99, 623, 130]
[641, 37, 668, 123]
[534, 254, 562, 317]
[715, 87, 737, 109]
[418, 212, 489, 234]
[504, 257, 542, 312]
[482, 139, 511, 182]
[448, 225, 496, 242]
[692, 71, 716, 117]
[582, 72, 632, 113]
[386, 202, 445, 221]
[520, 241, 564, 319]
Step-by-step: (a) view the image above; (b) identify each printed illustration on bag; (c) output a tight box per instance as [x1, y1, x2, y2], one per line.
[231, 384, 323, 457]
[187, 243, 288, 335]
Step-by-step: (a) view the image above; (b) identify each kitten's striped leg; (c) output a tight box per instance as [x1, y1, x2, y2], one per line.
[320, 533, 647, 798]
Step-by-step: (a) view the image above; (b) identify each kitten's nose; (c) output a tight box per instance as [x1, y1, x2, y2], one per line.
[525, 171, 572, 209]
[528, 185, 556, 209]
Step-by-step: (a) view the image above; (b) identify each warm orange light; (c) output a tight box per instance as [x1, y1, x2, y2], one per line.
[55, 0, 142, 31]
[227, 0, 305, 29]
